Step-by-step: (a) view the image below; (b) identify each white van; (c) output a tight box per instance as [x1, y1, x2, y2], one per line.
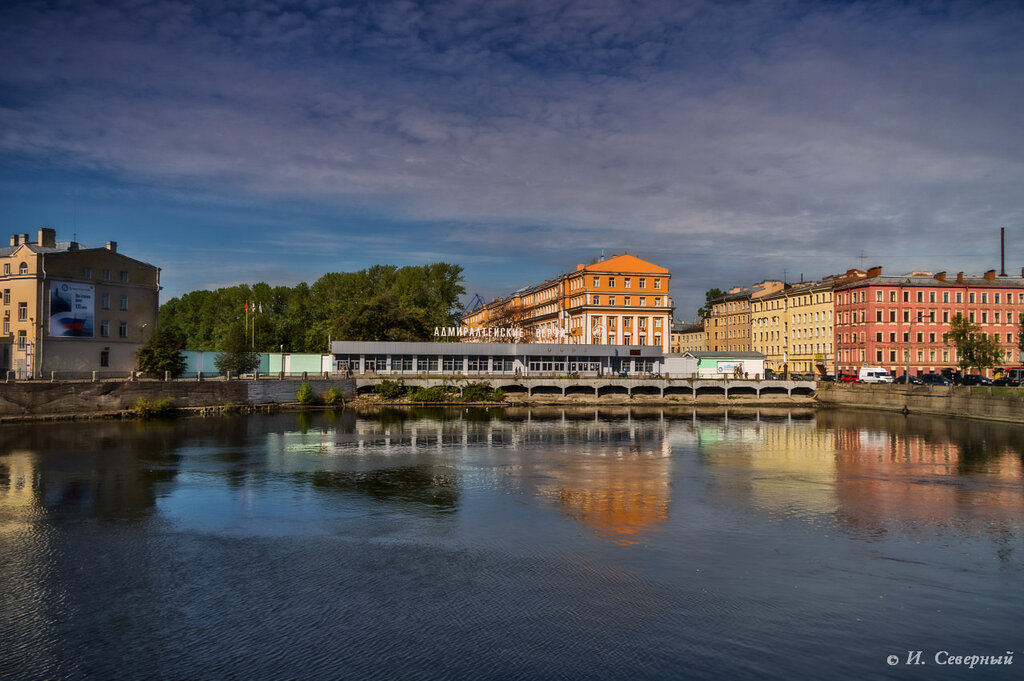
[859, 367, 894, 384]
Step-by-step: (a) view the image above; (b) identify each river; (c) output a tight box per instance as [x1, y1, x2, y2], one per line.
[1, 407, 1022, 680]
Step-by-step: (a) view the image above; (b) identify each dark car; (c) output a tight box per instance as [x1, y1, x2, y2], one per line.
[897, 375, 923, 385]
[960, 374, 993, 386]
[920, 373, 951, 385]
[819, 374, 836, 383]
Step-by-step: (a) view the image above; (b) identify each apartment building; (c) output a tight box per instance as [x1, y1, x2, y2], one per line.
[705, 280, 784, 352]
[751, 270, 867, 375]
[1, 229, 160, 378]
[833, 268, 1024, 378]
[462, 254, 674, 352]
[670, 320, 706, 354]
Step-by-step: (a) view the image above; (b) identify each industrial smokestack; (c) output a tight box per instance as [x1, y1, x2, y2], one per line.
[1000, 227, 1007, 277]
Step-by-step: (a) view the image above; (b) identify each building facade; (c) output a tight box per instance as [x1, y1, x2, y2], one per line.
[833, 268, 1024, 378]
[462, 254, 674, 352]
[0, 229, 160, 378]
[705, 280, 784, 353]
[671, 320, 706, 354]
[751, 270, 866, 375]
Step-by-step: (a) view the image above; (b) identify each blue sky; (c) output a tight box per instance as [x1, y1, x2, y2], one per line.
[2, 0, 1023, 318]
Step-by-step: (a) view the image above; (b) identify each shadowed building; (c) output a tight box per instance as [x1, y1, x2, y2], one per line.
[0, 229, 160, 378]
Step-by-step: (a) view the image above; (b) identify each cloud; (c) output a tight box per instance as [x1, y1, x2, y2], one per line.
[2, 0, 1024, 314]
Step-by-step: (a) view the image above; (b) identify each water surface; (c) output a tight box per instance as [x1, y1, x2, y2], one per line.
[1, 407, 1022, 680]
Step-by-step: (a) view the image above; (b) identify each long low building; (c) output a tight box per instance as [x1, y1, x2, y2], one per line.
[330, 341, 665, 376]
[329, 341, 765, 378]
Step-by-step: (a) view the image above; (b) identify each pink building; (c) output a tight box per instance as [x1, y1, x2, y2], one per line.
[834, 267, 1024, 378]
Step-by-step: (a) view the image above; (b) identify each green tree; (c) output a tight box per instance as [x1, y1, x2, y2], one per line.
[136, 326, 187, 377]
[945, 314, 1003, 374]
[1017, 313, 1024, 361]
[698, 288, 725, 319]
[214, 323, 261, 375]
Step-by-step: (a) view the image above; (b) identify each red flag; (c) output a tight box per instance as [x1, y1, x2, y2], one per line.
[244, 302, 249, 312]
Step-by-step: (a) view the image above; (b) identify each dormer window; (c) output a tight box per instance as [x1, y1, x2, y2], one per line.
[18, 263, 27, 275]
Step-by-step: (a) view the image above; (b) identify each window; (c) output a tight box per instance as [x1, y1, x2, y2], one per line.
[592, 295, 600, 305]
[916, 333, 923, 343]
[83, 267, 92, 279]
[100, 321, 109, 337]
[889, 333, 896, 342]
[624, 278, 631, 288]
[608, 277, 615, 288]
[17, 330, 26, 349]
[916, 291, 923, 302]
[929, 291, 936, 303]
[639, 278, 646, 289]
[957, 292, 963, 303]
[969, 292, 976, 303]
[593, 277, 599, 287]
[943, 311, 949, 323]
[903, 291, 909, 302]
[2, 264, 8, 275]
[890, 291, 897, 302]
[876, 350, 883, 362]
[982, 292, 988, 304]
[119, 295, 128, 311]
[654, 318, 662, 328]
[101, 293, 110, 310]
[654, 279, 661, 290]
[100, 350, 109, 367]
[2, 318, 7, 334]
[17, 302, 26, 321]
[639, 297, 646, 306]
[102, 269, 110, 281]
[876, 291, 883, 302]
[19, 263, 27, 275]
[876, 332, 883, 342]
[943, 292, 949, 303]
[889, 310, 896, 322]
[929, 333, 936, 343]
[876, 310, 883, 322]
[2, 289, 7, 305]
[624, 296, 631, 306]
[119, 322, 128, 338]
[623, 317, 632, 328]
[608, 296, 615, 305]
[995, 293, 1001, 304]
[120, 271, 129, 283]
[654, 297, 661, 306]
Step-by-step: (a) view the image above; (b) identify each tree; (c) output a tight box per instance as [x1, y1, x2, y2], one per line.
[214, 323, 261, 375]
[945, 314, 1003, 374]
[698, 288, 725, 319]
[136, 326, 187, 377]
[1017, 313, 1024, 362]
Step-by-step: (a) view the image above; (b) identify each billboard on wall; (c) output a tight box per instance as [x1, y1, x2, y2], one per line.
[49, 281, 94, 337]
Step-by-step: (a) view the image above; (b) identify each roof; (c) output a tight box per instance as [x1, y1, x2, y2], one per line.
[683, 351, 765, 359]
[835, 273, 1024, 290]
[581, 253, 668, 274]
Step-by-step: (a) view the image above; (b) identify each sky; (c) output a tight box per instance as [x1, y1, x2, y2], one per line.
[2, 0, 1023, 318]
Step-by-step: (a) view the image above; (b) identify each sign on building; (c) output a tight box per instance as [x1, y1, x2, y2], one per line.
[49, 281, 94, 337]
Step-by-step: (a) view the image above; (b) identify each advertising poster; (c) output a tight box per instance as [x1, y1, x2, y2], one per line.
[49, 281, 94, 337]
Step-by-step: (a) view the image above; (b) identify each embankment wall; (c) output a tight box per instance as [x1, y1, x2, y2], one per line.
[816, 383, 1024, 424]
[0, 379, 356, 417]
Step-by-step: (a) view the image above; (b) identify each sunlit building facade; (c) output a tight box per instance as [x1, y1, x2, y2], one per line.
[462, 254, 674, 352]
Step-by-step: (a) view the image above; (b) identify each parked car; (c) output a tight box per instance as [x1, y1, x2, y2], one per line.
[839, 373, 859, 383]
[897, 375, 923, 385]
[764, 368, 778, 379]
[920, 373, 952, 385]
[959, 374, 993, 386]
[819, 374, 836, 383]
[994, 368, 1023, 386]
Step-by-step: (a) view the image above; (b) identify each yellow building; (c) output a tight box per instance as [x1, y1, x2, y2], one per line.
[462, 254, 674, 352]
[750, 270, 866, 375]
[671, 320, 706, 353]
[1, 229, 160, 378]
[705, 280, 784, 352]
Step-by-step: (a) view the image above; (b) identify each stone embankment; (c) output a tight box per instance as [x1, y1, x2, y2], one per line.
[816, 382, 1024, 424]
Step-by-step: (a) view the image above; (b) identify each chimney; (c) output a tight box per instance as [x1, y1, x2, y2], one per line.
[19, 233, 29, 245]
[867, 265, 882, 278]
[984, 269, 996, 280]
[576, 264, 585, 271]
[37, 228, 56, 248]
[106, 241, 117, 253]
[934, 271, 946, 281]
[9, 235, 16, 247]
[956, 272, 964, 283]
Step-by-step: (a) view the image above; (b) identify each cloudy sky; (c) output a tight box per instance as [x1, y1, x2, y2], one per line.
[2, 0, 1022, 316]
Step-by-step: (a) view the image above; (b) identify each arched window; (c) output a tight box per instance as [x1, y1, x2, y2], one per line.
[18, 263, 27, 275]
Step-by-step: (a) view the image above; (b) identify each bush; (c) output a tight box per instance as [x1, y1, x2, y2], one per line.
[297, 382, 318, 404]
[374, 379, 406, 400]
[323, 387, 343, 405]
[410, 385, 459, 402]
[134, 397, 175, 417]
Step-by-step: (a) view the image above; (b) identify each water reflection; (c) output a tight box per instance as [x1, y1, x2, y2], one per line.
[2, 408, 1024, 681]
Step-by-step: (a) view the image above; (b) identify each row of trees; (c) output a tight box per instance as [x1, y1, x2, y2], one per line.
[158, 263, 466, 353]
[136, 263, 466, 377]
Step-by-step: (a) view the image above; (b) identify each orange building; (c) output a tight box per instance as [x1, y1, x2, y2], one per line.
[462, 254, 674, 352]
